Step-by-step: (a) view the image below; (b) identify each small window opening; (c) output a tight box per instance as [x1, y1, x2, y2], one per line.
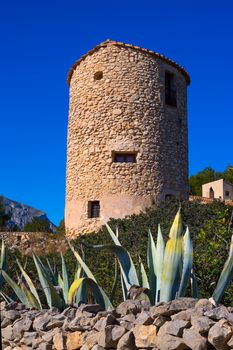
[94, 71, 103, 80]
[225, 191, 230, 198]
[165, 194, 175, 201]
[113, 152, 137, 163]
[88, 201, 100, 218]
[165, 72, 177, 107]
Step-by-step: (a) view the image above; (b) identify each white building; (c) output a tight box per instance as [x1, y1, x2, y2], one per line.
[202, 179, 233, 201]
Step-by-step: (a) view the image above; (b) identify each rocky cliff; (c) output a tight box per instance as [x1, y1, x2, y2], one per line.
[1, 196, 56, 232]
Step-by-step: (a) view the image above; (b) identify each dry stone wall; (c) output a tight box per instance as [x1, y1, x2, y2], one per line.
[65, 41, 189, 236]
[2, 298, 233, 349]
[0, 232, 67, 256]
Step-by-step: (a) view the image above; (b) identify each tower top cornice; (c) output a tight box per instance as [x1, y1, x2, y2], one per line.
[67, 40, 190, 85]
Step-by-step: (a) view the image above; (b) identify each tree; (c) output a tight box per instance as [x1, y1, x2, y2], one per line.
[189, 165, 233, 196]
[23, 217, 52, 233]
[0, 196, 11, 231]
[189, 167, 222, 196]
[57, 219, 65, 236]
[223, 165, 233, 184]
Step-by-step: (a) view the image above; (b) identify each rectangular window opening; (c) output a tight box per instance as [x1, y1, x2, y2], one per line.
[165, 72, 177, 107]
[225, 191, 230, 198]
[113, 152, 137, 163]
[88, 201, 100, 218]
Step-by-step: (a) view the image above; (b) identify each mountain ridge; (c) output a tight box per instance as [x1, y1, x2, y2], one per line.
[1, 195, 56, 232]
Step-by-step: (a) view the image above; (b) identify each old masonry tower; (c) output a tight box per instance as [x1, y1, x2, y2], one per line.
[65, 40, 190, 236]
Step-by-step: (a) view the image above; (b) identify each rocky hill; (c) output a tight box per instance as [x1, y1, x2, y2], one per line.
[1, 196, 56, 232]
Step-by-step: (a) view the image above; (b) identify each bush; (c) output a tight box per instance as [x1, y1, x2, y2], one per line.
[23, 217, 52, 233]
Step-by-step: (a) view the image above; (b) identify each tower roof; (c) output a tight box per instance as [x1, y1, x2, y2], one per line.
[67, 39, 190, 85]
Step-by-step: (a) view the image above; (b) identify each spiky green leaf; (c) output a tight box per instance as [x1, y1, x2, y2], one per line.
[147, 229, 157, 302]
[105, 223, 121, 245]
[17, 259, 42, 309]
[212, 235, 233, 303]
[2, 271, 30, 307]
[160, 209, 183, 302]
[178, 227, 193, 297]
[61, 253, 69, 302]
[190, 269, 199, 298]
[155, 225, 165, 303]
[138, 257, 150, 289]
[0, 240, 7, 286]
[68, 277, 113, 310]
[33, 255, 64, 309]
[94, 244, 139, 290]
[67, 241, 96, 282]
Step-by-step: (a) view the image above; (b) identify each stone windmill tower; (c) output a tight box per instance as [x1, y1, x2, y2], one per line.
[65, 40, 190, 236]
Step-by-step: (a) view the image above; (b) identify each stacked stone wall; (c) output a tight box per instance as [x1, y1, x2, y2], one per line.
[2, 298, 233, 349]
[65, 42, 189, 236]
[0, 232, 67, 256]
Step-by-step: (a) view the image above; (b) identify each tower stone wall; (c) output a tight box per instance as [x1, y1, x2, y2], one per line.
[65, 40, 190, 236]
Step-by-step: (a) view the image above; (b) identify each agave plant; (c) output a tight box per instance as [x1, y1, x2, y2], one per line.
[97, 208, 194, 304]
[1, 242, 112, 310]
[102, 208, 233, 305]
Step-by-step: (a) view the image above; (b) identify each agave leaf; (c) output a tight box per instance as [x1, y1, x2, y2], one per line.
[17, 259, 42, 309]
[73, 264, 86, 304]
[110, 257, 118, 303]
[33, 255, 64, 309]
[155, 225, 165, 303]
[94, 244, 139, 290]
[147, 229, 157, 303]
[68, 277, 113, 310]
[0, 240, 7, 286]
[119, 273, 127, 301]
[58, 274, 64, 290]
[74, 278, 88, 305]
[212, 234, 233, 303]
[61, 253, 69, 303]
[190, 269, 199, 298]
[74, 263, 83, 280]
[138, 257, 150, 289]
[67, 241, 97, 282]
[2, 271, 30, 307]
[105, 223, 121, 245]
[160, 209, 183, 302]
[0, 291, 13, 304]
[46, 258, 58, 285]
[169, 207, 183, 239]
[178, 227, 193, 297]
[105, 224, 139, 290]
[20, 282, 41, 310]
[68, 277, 83, 303]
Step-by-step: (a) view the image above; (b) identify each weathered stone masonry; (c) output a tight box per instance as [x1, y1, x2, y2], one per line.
[65, 40, 190, 236]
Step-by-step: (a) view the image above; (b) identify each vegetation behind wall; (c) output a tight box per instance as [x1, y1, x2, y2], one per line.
[2, 200, 233, 305]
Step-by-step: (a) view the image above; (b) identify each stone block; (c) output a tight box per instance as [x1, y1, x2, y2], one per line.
[208, 319, 233, 350]
[182, 328, 207, 350]
[133, 324, 157, 348]
[66, 331, 84, 350]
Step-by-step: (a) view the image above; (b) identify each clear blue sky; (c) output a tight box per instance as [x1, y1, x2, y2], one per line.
[1, 0, 232, 225]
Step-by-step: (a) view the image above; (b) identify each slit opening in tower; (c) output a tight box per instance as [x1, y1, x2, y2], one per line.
[165, 71, 177, 107]
[94, 71, 103, 80]
[112, 151, 137, 163]
[88, 200, 100, 218]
